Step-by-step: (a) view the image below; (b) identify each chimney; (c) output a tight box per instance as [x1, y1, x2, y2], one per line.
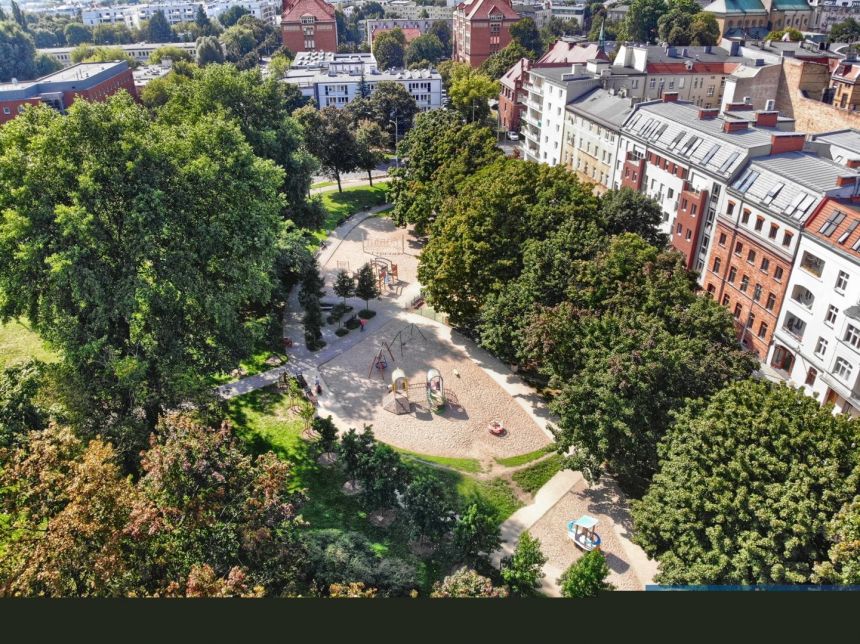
[662, 91, 679, 102]
[770, 133, 807, 154]
[725, 101, 754, 111]
[723, 120, 749, 133]
[836, 175, 858, 187]
[755, 110, 779, 127]
[698, 107, 719, 119]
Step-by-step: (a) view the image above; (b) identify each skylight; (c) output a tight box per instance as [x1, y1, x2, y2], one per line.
[819, 210, 847, 236]
[838, 219, 859, 244]
[718, 151, 740, 173]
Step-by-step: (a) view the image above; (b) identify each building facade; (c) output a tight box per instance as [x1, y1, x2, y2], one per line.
[38, 42, 200, 68]
[452, 0, 520, 68]
[0, 62, 137, 125]
[282, 0, 339, 53]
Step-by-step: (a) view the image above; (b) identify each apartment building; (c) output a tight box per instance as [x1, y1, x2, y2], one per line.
[807, 0, 860, 33]
[562, 88, 632, 193]
[365, 19, 448, 44]
[452, 0, 520, 68]
[282, 67, 442, 109]
[39, 42, 199, 68]
[767, 197, 860, 417]
[281, 0, 339, 53]
[123, 3, 202, 28]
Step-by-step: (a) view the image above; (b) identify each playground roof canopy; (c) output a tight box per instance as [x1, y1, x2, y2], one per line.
[573, 515, 599, 530]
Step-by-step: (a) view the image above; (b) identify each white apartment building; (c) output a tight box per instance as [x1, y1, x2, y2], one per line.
[768, 197, 860, 417]
[38, 42, 200, 67]
[81, 7, 129, 25]
[521, 65, 600, 166]
[123, 3, 203, 28]
[206, 0, 280, 23]
[380, 0, 454, 20]
[283, 67, 442, 110]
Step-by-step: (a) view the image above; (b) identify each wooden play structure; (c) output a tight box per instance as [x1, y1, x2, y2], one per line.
[369, 256, 399, 292]
[363, 236, 406, 256]
[567, 516, 602, 552]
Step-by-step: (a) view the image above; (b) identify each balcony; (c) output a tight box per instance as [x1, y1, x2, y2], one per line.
[525, 83, 543, 96]
[521, 112, 540, 127]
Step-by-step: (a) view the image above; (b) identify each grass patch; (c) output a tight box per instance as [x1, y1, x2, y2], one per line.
[395, 448, 483, 474]
[311, 184, 391, 243]
[311, 180, 336, 189]
[0, 320, 58, 370]
[494, 445, 555, 468]
[209, 346, 287, 386]
[512, 454, 564, 495]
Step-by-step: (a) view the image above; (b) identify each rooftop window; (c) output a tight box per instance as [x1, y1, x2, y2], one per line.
[819, 210, 847, 237]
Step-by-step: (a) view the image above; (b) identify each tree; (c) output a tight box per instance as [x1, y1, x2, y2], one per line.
[622, 0, 668, 43]
[689, 12, 720, 46]
[357, 443, 410, 511]
[0, 95, 285, 465]
[147, 10, 173, 42]
[33, 52, 62, 77]
[402, 475, 453, 545]
[196, 35, 224, 65]
[10, 1, 26, 30]
[373, 30, 405, 69]
[558, 551, 614, 597]
[269, 51, 291, 79]
[452, 503, 502, 566]
[632, 381, 860, 585]
[830, 18, 860, 43]
[221, 23, 258, 62]
[195, 5, 213, 34]
[368, 80, 418, 139]
[405, 33, 444, 67]
[479, 42, 532, 80]
[32, 27, 58, 48]
[71, 45, 138, 68]
[500, 531, 547, 596]
[0, 360, 49, 448]
[0, 20, 36, 82]
[300, 261, 325, 350]
[388, 110, 502, 234]
[154, 64, 315, 224]
[765, 28, 804, 42]
[63, 22, 90, 46]
[294, 105, 359, 193]
[540, 16, 576, 51]
[509, 17, 542, 56]
[333, 270, 356, 310]
[431, 567, 508, 597]
[147, 45, 192, 64]
[354, 119, 387, 185]
[814, 497, 860, 585]
[428, 19, 452, 57]
[588, 18, 619, 42]
[598, 188, 668, 247]
[447, 63, 499, 123]
[312, 415, 339, 450]
[337, 426, 377, 487]
[219, 5, 250, 28]
[354, 263, 381, 312]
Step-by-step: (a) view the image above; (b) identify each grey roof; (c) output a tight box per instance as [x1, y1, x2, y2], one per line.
[810, 129, 860, 155]
[617, 44, 737, 65]
[566, 88, 633, 130]
[751, 152, 857, 193]
[0, 62, 128, 96]
[284, 67, 440, 84]
[528, 66, 591, 84]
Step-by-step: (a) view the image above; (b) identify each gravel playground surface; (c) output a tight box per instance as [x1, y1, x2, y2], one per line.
[319, 318, 551, 461]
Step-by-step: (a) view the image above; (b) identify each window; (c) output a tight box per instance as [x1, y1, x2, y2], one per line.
[707, 283, 716, 296]
[713, 257, 721, 273]
[676, 223, 683, 235]
[741, 210, 751, 225]
[735, 167, 759, 191]
[758, 322, 768, 339]
[649, 78, 656, 89]
[691, 204, 698, 216]
[838, 220, 859, 244]
[763, 183, 784, 205]
[836, 270, 849, 293]
[784, 312, 806, 339]
[825, 305, 839, 326]
[740, 275, 750, 292]
[834, 357, 853, 382]
[722, 294, 730, 306]
[726, 202, 735, 216]
[747, 249, 756, 264]
[734, 241, 743, 256]
[800, 251, 825, 277]
[719, 232, 727, 246]
[768, 224, 778, 240]
[2, 107, 9, 115]
[845, 323, 860, 349]
[819, 210, 847, 237]
[734, 303, 742, 318]
[760, 257, 770, 273]
[805, 367, 817, 386]
[783, 231, 793, 247]
[765, 293, 776, 311]
[774, 266, 784, 281]
[685, 228, 692, 240]
[755, 217, 764, 232]
[726, 266, 737, 284]
[753, 284, 762, 302]
[747, 312, 756, 329]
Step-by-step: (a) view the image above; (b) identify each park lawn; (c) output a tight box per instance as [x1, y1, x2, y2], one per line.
[494, 445, 555, 468]
[0, 320, 58, 370]
[394, 448, 482, 474]
[311, 180, 336, 189]
[227, 386, 522, 593]
[511, 454, 564, 495]
[314, 184, 391, 238]
[208, 346, 288, 386]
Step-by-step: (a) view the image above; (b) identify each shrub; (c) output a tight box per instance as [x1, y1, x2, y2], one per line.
[558, 550, 614, 598]
[313, 415, 339, 448]
[431, 567, 508, 598]
[345, 318, 360, 330]
[358, 309, 376, 320]
[335, 327, 349, 337]
[500, 531, 547, 596]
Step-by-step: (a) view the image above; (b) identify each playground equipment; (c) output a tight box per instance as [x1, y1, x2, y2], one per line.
[367, 342, 396, 379]
[426, 368, 446, 412]
[369, 256, 399, 292]
[488, 420, 506, 436]
[567, 516, 601, 552]
[382, 367, 411, 414]
[390, 322, 427, 358]
[363, 236, 406, 256]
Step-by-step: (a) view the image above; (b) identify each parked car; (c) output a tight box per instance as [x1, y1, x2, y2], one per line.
[507, 131, 520, 141]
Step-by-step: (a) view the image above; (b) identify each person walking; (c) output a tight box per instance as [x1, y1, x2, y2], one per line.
[359, 318, 366, 332]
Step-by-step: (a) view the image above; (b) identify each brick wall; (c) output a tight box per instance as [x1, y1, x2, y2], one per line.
[0, 97, 41, 124]
[282, 20, 338, 53]
[774, 57, 860, 133]
[621, 157, 645, 190]
[671, 185, 709, 270]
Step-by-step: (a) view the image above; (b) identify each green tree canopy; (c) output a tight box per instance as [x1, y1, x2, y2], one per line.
[830, 18, 860, 43]
[0, 20, 37, 82]
[373, 30, 405, 69]
[62, 22, 91, 46]
[500, 531, 547, 596]
[478, 41, 533, 80]
[219, 5, 250, 28]
[368, 80, 419, 139]
[428, 19, 452, 56]
[196, 35, 224, 65]
[558, 550, 614, 597]
[431, 567, 508, 597]
[448, 63, 499, 123]
[0, 95, 285, 463]
[147, 10, 174, 42]
[632, 381, 860, 585]
[622, 0, 668, 43]
[294, 105, 360, 193]
[509, 17, 542, 56]
[597, 187, 668, 247]
[405, 33, 445, 66]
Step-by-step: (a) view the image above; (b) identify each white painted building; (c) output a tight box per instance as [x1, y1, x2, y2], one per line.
[283, 67, 442, 110]
[81, 7, 129, 26]
[205, 0, 280, 23]
[768, 197, 860, 417]
[38, 42, 200, 67]
[123, 3, 203, 28]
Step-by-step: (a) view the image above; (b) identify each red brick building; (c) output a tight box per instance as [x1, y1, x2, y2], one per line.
[0, 61, 136, 125]
[281, 0, 338, 54]
[453, 0, 520, 68]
